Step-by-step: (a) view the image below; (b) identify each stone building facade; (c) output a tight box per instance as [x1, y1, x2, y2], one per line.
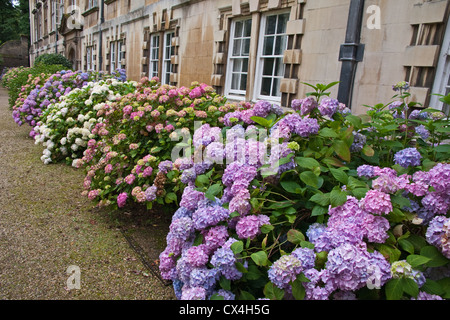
[29, 0, 450, 115]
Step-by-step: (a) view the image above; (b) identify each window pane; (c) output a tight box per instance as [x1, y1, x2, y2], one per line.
[231, 73, 240, 90]
[261, 77, 272, 96]
[233, 59, 242, 72]
[272, 78, 281, 97]
[274, 36, 287, 55]
[275, 58, 284, 76]
[263, 58, 274, 76]
[233, 39, 242, 56]
[235, 21, 243, 38]
[263, 36, 274, 56]
[265, 15, 277, 35]
[242, 38, 251, 56]
[244, 19, 252, 37]
[277, 13, 289, 34]
[240, 74, 247, 91]
[242, 59, 248, 72]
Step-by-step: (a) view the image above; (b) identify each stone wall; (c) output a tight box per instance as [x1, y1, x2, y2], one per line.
[0, 36, 30, 71]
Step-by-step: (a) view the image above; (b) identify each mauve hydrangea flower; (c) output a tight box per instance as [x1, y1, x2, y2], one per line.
[360, 190, 392, 215]
[441, 220, 450, 259]
[325, 243, 373, 292]
[253, 100, 273, 117]
[350, 131, 366, 152]
[180, 286, 206, 300]
[229, 189, 251, 216]
[427, 162, 450, 194]
[145, 185, 157, 201]
[117, 192, 128, 208]
[158, 160, 173, 173]
[300, 97, 319, 115]
[415, 125, 430, 140]
[303, 269, 333, 300]
[306, 223, 327, 243]
[421, 192, 449, 216]
[394, 148, 422, 168]
[268, 254, 303, 289]
[189, 267, 219, 292]
[192, 200, 230, 230]
[185, 244, 210, 267]
[319, 98, 339, 117]
[426, 215, 448, 251]
[210, 245, 236, 269]
[223, 111, 242, 127]
[291, 247, 316, 270]
[357, 164, 378, 179]
[214, 289, 235, 300]
[412, 292, 444, 300]
[295, 116, 320, 138]
[235, 215, 270, 240]
[169, 217, 195, 241]
[180, 186, 205, 211]
[202, 226, 229, 253]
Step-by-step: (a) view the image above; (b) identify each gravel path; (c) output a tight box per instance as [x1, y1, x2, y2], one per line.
[0, 87, 175, 300]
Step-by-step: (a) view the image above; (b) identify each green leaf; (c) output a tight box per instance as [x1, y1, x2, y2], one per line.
[250, 116, 271, 128]
[406, 254, 432, 268]
[230, 241, 244, 254]
[261, 224, 274, 234]
[385, 279, 404, 300]
[287, 229, 306, 245]
[264, 282, 285, 300]
[300, 171, 319, 188]
[329, 168, 348, 184]
[422, 279, 445, 296]
[330, 189, 347, 207]
[319, 127, 338, 138]
[311, 205, 328, 217]
[310, 192, 330, 206]
[401, 278, 419, 298]
[280, 180, 303, 194]
[219, 277, 231, 291]
[295, 157, 321, 170]
[291, 278, 306, 300]
[398, 239, 415, 255]
[420, 246, 449, 267]
[332, 140, 351, 162]
[251, 251, 269, 266]
[239, 290, 256, 300]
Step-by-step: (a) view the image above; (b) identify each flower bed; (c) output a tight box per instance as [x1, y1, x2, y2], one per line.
[7, 74, 450, 300]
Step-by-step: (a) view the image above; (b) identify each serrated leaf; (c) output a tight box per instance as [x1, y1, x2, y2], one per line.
[330, 189, 347, 207]
[251, 251, 268, 266]
[280, 180, 303, 194]
[385, 279, 404, 300]
[310, 192, 330, 206]
[264, 282, 285, 300]
[295, 157, 321, 170]
[406, 254, 432, 268]
[420, 246, 449, 267]
[291, 279, 306, 300]
[332, 140, 351, 162]
[300, 171, 319, 188]
[329, 168, 348, 185]
[287, 229, 305, 245]
[230, 241, 244, 254]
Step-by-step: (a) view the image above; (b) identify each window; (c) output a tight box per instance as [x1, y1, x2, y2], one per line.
[430, 22, 450, 115]
[110, 40, 124, 73]
[86, 46, 95, 71]
[225, 12, 289, 103]
[255, 12, 289, 101]
[162, 31, 175, 85]
[226, 18, 252, 99]
[149, 34, 160, 78]
[87, 0, 98, 10]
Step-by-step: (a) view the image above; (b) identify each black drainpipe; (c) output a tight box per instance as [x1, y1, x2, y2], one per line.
[98, 0, 105, 71]
[337, 0, 366, 108]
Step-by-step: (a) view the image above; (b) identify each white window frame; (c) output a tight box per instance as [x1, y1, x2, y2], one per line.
[430, 21, 450, 114]
[149, 34, 160, 79]
[253, 11, 289, 103]
[86, 46, 95, 71]
[110, 41, 116, 73]
[225, 17, 253, 101]
[162, 31, 175, 85]
[110, 40, 124, 73]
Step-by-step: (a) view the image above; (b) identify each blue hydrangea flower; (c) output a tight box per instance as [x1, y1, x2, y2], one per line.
[394, 148, 422, 168]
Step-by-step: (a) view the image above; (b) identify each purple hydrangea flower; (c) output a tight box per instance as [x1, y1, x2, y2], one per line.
[318, 98, 339, 117]
[235, 215, 270, 240]
[268, 254, 303, 289]
[360, 190, 393, 215]
[394, 148, 422, 168]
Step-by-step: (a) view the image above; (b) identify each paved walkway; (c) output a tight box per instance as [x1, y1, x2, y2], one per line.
[0, 87, 174, 300]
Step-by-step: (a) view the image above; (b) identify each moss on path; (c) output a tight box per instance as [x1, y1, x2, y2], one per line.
[0, 87, 175, 300]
